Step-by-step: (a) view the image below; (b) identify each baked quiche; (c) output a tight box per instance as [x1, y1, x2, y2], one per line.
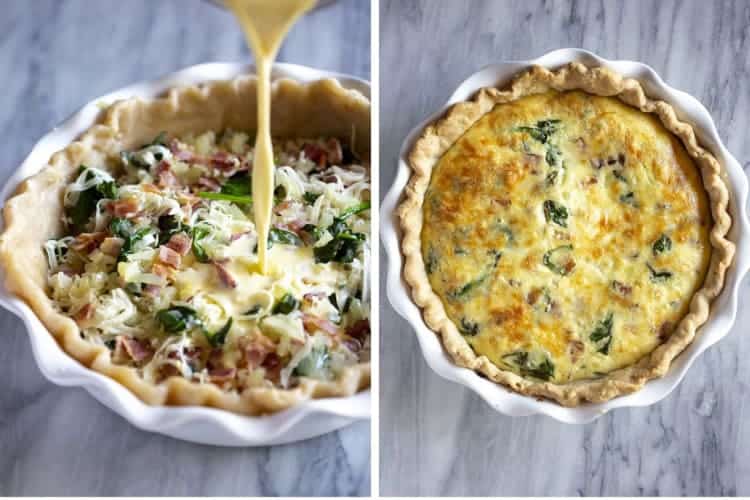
[399, 63, 734, 405]
[0, 77, 371, 415]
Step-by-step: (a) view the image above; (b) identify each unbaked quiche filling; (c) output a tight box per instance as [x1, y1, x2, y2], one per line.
[421, 90, 711, 383]
[45, 130, 370, 390]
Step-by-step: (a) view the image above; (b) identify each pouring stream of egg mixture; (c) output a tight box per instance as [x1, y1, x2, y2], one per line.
[225, 0, 317, 274]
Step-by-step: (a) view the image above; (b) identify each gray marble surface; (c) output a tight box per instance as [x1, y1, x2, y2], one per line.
[0, 0, 370, 496]
[380, 0, 750, 496]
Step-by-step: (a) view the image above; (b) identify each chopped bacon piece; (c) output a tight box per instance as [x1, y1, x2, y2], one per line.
[70, 232, 106, 253]
[151, 262, 174, 279]
[611, 280, 632, 296]
[169, 138, 183, 154]
[526, 287, 542, 306]
[213, 261, 237, 288]
[262, 353, 282, 383]
[73, 303, 95, 324]
[319, 174, 338, 183]
[174, 149, 197, 162]
[155, 160, 178, 188]
[273, 199, 296, 214]
[325, 138, 343, 165]
[158, 245, 182, 268]
[302, 313, 341, 337]
[109, 198, 140, 218]
[117, 336, 152, 362]
[168, 345, 202, 361]
[166, 233, 192, 256]
[346, 319, 370, 342]
[170, 139, 197, 161]
[99, 237, 124, 256]
[143, 284, 162, 297]
[240, 335, 277, 370]
[230, 230, 251, 242]
[197, 176, 221, 191]
[211, 151, 241, 170]
[303, 291, 328, 302]
[569, 340, 585, 363]
[303, 143, 328, 168]
[343, 337, 363, 353]
[208, 367, 237, 383]
[286, 219, 308, 233]
[206, 347, 225, 370]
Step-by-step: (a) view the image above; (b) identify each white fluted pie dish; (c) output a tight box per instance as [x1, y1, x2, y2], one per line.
[382, 48, 749, 424]
[0, 62, 371, 446]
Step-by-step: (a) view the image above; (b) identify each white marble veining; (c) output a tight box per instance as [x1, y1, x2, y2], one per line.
[0, 0, 370, 496]
[380, 0, 750, 496]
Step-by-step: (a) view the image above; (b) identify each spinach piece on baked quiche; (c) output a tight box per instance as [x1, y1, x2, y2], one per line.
[502, 351, 555, 381]
[590, 312, 614, 355]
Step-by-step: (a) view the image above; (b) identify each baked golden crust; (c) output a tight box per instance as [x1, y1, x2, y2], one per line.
[0, 76, 370, 415]
[398, 63, 734, 406]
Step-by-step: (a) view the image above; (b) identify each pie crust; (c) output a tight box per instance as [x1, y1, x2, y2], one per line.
[0, 76, 371, 415]
[398, 63, 734, 406]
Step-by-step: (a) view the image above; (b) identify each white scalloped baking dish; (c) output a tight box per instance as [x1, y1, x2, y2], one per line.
[0, 62, 370, 446]
[382, 48, 749, 424]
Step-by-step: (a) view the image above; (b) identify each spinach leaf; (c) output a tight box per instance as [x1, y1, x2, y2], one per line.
[191, 226, 211, 263]
[502, 351, 555, 381]
[459, 318, 480, 336]
[272, 293, 300, 315]
[543, 200, 568, 228]
[312, 202, 369, 264]
[545, 144, 562, 167]
[545, 169, 559, 186]
[156, 306, 199, 333]
[449, 274, 489, 299]
[620, 191, 637, 206]
[516, 119, 561, 144]
[109, 217, 133, 239]
[244, 304, 263, 316]
[301, 224, 324, 242]
[303, 191, 321, 205]
[66, 166, 117, 233]
[268, 227, 303, 247]
[613, 170, 628, 183]
[338, 201, 371, 221]
[647, 263, 673, 282]
[652, 234, 672, 255]
[543, 245, 575, 276]
[222, 172, 251, 196]
[449, 251, 501, 299]
[590, 312, 614, 354]
[425, 246, 438, 274]
[97, 181, 118, 200]
[205, 317, 233, 347]
[111, 218, 157, 261]
[293, 345, 331, 377]
[157, 214, 184, 245]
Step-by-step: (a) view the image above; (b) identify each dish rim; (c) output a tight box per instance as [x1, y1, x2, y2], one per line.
[0, 61, 371, 446]
[381, 47, 750, 424]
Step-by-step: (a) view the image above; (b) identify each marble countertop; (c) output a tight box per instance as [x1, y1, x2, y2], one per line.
[379, 0, 750, 496]
[0, 0, 370, 496]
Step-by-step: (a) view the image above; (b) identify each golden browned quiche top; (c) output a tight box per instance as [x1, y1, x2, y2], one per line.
[399, 63, 734, 406]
